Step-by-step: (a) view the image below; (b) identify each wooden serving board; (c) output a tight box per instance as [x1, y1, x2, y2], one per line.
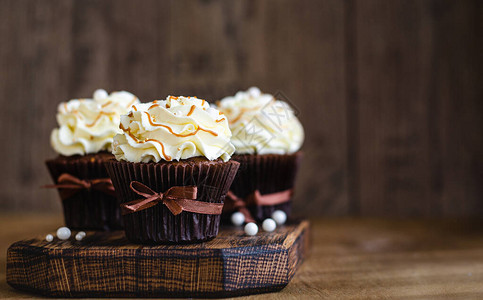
[6, 220, 309, 298]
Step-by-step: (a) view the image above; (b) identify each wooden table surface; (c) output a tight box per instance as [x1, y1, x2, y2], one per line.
[1, 214, 483, 299]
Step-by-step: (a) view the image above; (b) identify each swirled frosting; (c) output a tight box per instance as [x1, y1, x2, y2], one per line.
[217, 87, 304, 154]
[50, 89, 140, 156]
[112, 96, 235, 162]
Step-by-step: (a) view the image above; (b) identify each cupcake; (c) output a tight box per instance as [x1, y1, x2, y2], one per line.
[105, 96, 239, 244]
[217, 87, 304, 223]
[46, 89, 140, 230]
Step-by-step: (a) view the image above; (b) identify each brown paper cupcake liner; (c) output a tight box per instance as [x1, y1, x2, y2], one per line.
[105, 158, 240, 244]
[45, 152, 123, 230]
[224, 152, 303, 222]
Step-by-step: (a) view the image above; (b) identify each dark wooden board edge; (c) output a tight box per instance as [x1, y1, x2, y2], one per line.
[6, 221, 310, 298]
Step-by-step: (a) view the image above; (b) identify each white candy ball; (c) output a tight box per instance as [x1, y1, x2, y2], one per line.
[248, 86, 261, 97]
[93, 89, 108, 100]
[272, 210, 287, 225]
[56, 227, 71, 240]
[262, 218, 277, 232]
[244, 222, 258, 236]
[75, 232, 85, 241]
[45, 234, 54, 242]
[231, 212, 245, 226]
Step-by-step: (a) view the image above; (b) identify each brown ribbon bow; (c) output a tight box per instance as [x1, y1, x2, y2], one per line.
[225, 191, 255, 223]
[121, 181, 224, 216]
[225, 189, 293, 221]
[43, 173, 116, 198]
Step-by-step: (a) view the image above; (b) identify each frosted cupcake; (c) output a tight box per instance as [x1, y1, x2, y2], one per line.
[217, 87, 304, 223]
[105, 96, 239, 244]
[46, 89, 140, 230]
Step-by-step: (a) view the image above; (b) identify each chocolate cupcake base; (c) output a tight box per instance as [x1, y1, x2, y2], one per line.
[224, 152, 302, 223]
[106, 158, 239, 244]
[46, 152, 123, 231]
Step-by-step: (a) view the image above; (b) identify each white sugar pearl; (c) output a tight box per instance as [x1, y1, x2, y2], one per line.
[45, 234, 54, 242]
[244, 222, 258, 236]
[262, 218, 277, 232]
[56, 227, 71, 240]
[75, 232, 85, 241]
[93, 89, 108, 100]
[248, 86, 261, 97]
[231, 212, 245, 226]
[272, 210, 287, 225]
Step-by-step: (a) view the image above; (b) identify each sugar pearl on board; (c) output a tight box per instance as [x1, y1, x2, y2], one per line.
[244, 222, 258, 236]
[56, 227, 71, 240]
[75, 231, 86, 241]
[45, 234, 54, 242]
[231, 212, 245, 226]
[93, 89, 108, 100]
[272, 210, 287, 225]
[262, 218, 277, 232]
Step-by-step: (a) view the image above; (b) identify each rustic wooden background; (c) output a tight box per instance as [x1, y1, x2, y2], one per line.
[1, 0, 482, 216]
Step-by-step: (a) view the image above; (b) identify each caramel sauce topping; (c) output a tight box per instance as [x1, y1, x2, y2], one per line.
[144, 111, 218, 137]
[132, 105, 137, 111]
[120, 123, 171, 161]
[148, 104, 159, 110]
[187, 105, 196, 116]
[101, 101, 112, 108]
[228, 106, 261, 124]
[125, 129, 171, 161]
[86, 111, 116, 127]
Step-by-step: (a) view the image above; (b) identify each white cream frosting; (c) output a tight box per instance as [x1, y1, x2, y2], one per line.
[112, 96, 235, 163]
[50, 89, 140, 156]
[217, 87, 304, 155]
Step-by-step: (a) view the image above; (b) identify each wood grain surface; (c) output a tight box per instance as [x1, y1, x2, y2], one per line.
[2, 214, 483, 298]
[0, 0, 482, 216]
[6, 220, 309, 297]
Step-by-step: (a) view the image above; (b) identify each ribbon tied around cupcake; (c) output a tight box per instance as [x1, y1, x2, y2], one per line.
[121, 181, 224, 216]
[43, 173, 116, 199]
[224, 189, 293, 222]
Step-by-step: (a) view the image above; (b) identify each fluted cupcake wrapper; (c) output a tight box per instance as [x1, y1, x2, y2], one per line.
[45, 153, 123, 231]
[224, 152, 303, 223]
[105, 158, 240, 244]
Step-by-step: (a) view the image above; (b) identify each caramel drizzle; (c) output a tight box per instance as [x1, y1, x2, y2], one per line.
[229, 113, 243, 124]
[148, 104, 159, 110]
[120, 123, 171, 161]
[187, 105, 196, 116]
[86, 111, 116, 127]
[72, 110, 83, 120]
[215, 118, 225, 123]
[228, 106, 261, 124]
[144, 112, 218, 137]
[132, 105, 138, 111]
[201, 99, 205, 106]
[101, 101, 112, 108]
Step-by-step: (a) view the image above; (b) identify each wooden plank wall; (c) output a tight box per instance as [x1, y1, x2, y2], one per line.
[0, 0, 481, 216]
